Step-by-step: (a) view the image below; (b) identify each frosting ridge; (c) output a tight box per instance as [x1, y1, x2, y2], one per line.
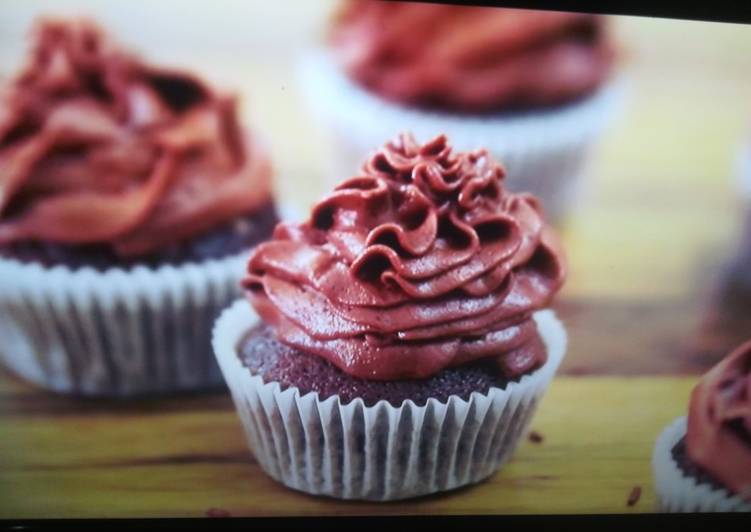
[244, 133, 566, 380]
[0, 18, 272, 257]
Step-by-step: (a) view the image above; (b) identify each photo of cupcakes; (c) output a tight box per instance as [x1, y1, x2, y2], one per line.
[299, 0, 624, 222]
[213, 132, 568, 500]
[653, 339, 751, 512]
[0, 18, 279, 396]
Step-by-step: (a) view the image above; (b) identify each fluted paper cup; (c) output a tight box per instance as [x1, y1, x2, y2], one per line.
[0, 252, 250, 396]
[213, 299, 567, 501]
[652, 416, 751, 512]
[297, 50, 626, 223]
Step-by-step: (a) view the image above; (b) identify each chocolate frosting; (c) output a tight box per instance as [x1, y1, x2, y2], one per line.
[243, 133, 566, 380]
[0, 18, 272, 257]
[329, 1, 614, 113]
[687, 339, 751, 501]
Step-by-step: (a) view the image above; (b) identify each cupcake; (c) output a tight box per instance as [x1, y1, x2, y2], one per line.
[653, 339, 751, 512]
[299, 0, 623, 222]
[0, 19, 279, 396]
[213, 132, 568, 500]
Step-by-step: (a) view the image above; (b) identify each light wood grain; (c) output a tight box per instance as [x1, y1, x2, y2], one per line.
[0, 372, 695, 518]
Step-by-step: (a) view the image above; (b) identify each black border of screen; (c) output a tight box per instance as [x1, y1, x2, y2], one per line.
[2, 1, 750, 530]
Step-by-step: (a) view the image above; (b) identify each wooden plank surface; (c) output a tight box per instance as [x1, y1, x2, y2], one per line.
[0, 371, 695, 518]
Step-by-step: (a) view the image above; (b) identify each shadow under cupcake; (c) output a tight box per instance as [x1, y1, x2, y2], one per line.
[213, 132, 568, 501]
[0, 18, 279, 396]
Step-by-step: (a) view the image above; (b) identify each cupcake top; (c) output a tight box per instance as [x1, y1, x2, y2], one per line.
[687, 339, 751, 501]
[0, 18, 272, 258]
[243, 133, 566, 380]
[329, 0, 614, 113]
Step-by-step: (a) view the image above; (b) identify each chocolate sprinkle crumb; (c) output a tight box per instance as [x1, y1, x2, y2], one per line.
[205, 508, 232, 518]
[528, 430, 544, 443]
[627, 486, 642, 507]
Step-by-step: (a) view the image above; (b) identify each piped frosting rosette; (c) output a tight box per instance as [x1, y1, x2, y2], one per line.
[0, 18, 272, 258]
[213, 133, 569, 500]
[244, 132, 565, 380]
[329, 2, 614, 113]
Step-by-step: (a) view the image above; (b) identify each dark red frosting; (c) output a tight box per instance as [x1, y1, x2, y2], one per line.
[0, 18, 272, 257]
[687, 339, 751, 501]
[243, 133, 566, 380]
[329, 1, 614, 113]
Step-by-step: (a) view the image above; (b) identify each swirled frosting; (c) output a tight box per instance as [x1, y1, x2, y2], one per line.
[0, 18, 272, 257]
[687, 339, 751, 501]
[329, 1, 614, 113]
[243, 133, 566, 380]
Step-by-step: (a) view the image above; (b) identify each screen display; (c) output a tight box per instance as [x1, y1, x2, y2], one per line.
[0, 0, 750, 519]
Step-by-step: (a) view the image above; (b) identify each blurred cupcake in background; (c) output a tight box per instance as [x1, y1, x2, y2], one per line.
[299, 0, 624, 222]
[694, 132, 751, 364]
[213, 132, 568, 500]
[653, 339, 751, 512]
[694, 207, 751, 366]
[0, 18, 279, 396]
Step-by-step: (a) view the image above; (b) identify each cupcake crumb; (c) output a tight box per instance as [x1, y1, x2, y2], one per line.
[528, 430, 544, 444]
[206, 507, 232, 518]
[627, 486, 642, 507]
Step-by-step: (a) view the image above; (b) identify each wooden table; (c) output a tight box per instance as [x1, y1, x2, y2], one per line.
[2, 7, 751, 520]
[0, 372, 694, 517]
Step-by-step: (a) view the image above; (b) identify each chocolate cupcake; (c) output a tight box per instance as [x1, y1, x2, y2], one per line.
[653, 339, 751, 512]
[299, 0, 624, 222]
[213, 133, 568, 500]
[0, 19, 279, 395]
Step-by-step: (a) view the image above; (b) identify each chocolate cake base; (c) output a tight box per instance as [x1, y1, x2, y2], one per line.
[671, 436, 730, 494]
[238, 325, 541, 408]
[0, 201, 278, 271]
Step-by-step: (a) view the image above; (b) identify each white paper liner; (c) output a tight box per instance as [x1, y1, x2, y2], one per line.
[213, 299, 567, 501]
[652, 416, 751, 513]
[297, 50, 626, 222]
[0, 202, 299, 397]
[0, 251, 249, 396]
